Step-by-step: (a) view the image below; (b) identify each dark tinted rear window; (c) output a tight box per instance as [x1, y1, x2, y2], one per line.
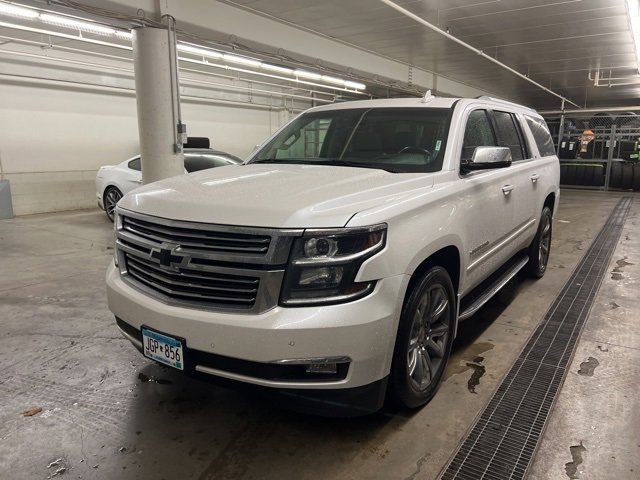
[526, 116, 556, 157]
[184, 154, 238, 172]
[494, 111, 524, 161]
[128, 157, 141, 171]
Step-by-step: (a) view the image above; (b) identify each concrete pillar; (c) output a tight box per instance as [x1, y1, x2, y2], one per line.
[132, 22, 184, 184]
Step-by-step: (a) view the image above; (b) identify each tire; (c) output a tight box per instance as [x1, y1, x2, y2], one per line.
[566, 164, 577, 185]
[526, 206, 552, 278]
[622, 163, 634, 190]
[633, 163, 640, 192]
[575, 165, 586, 186]
[389, 266, 456, 409]
[610, 162, 622, 189]
[560, 164, 569, 185]
[103, 186, 123, 222]
[593, 165, 605, 187]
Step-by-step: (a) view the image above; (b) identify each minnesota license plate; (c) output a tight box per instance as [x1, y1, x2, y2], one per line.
[142, 328, 184, 370]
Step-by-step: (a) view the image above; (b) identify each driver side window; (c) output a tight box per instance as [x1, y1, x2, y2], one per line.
[462, 110, 497, 163]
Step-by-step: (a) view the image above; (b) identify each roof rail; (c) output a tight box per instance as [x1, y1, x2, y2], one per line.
[475, 95, 535, 111]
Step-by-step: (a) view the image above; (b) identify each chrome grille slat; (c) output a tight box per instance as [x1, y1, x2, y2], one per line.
[127, 268, 256, 305]
[126, 255, 259, 286]
[115, 209, 300, 313]
[125, 216, 270, 244]
[122, 216, 271, 254]
[127, 258, 258, 295]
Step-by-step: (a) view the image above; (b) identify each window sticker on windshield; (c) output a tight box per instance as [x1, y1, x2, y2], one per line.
[435, 140, 442, 151]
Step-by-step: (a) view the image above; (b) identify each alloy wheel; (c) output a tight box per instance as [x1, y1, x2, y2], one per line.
[538, 215, 551, 269]
[407, 284, 451, 390]
[105, 188, 122, 221]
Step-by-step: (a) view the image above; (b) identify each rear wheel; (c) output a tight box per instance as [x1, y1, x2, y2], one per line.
[389, 266, 456, 409]
[526, 206, 552, 278]
[103, 186, 122, 222]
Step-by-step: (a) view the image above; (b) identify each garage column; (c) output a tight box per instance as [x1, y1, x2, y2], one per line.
[132, 19, 185, 185]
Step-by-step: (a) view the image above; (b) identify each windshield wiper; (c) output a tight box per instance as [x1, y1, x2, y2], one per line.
[251, 158, 319, 164]
[251, 158, 401, 173]
[330, 160, 402, 173]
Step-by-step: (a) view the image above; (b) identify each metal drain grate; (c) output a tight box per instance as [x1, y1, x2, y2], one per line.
[440, 197, 633, 480]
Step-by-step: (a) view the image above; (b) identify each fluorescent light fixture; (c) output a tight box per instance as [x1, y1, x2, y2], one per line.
[628, 0, 640, 73]
[222, 53, 262, 67]
[295, 69, 322, 80]
[321, 75, 345, 85]
[114, 30, 132, 40]
[261, 63, 293, 75]
[177, 43, 223, 59]
[0, 2, 38, 19]
[40, 13, 115, 35]
[344, 80, 366, 90]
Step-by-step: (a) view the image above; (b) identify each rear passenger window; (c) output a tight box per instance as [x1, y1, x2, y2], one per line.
[462, 110, 496, 162]
[128, 157, 141, 171]
[494, 111, 524, 161]
[526, 116, 556, 157]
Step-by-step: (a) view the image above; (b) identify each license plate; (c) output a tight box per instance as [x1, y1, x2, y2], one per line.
[142, 328, 184, 370]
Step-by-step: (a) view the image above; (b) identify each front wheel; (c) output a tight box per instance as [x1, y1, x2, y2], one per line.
[389, 266, 456, 409]
[526, 206, 553, 278]
[103, 186, 122, 222]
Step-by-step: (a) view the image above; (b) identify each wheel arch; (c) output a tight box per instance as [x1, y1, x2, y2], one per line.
[406, 237, 463, 295]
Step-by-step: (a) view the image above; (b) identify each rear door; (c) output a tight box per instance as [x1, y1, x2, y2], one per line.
[459, 109, 516, 289]
[492, 110, 538, 252]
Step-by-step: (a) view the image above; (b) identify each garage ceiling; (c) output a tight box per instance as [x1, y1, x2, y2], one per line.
[223, 0, 640, 109]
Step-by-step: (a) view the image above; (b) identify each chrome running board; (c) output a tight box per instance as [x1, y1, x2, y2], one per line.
[458, 254, 529, 321]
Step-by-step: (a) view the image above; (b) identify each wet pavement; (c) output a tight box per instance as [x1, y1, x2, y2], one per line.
[1, 190, 638, 479]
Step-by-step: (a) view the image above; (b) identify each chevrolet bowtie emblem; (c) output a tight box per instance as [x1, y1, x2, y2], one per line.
[149, 242, 189, 270]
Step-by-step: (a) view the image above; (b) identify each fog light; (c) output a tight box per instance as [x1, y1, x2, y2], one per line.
[305, 363, 338, 374]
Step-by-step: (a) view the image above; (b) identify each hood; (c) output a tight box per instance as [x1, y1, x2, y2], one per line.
[118, 163, 435, 228]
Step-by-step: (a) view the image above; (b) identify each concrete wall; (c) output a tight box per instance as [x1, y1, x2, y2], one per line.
[0, 81, 286, 215]
[0, 38, 299, 216]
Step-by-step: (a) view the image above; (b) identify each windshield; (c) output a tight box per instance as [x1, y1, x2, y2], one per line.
[249, 107, 452, 173]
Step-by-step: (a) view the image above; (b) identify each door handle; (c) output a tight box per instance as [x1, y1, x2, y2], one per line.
[502, 185, 514, 195]
[530, 173, 540, 183]
[134, 179, 142, 184]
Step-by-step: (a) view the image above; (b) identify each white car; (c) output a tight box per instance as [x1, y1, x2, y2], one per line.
[107, 96, 559, 416]
[95, 149, 242, 221]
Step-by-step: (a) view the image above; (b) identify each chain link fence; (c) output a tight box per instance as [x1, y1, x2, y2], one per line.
[544, 112, 640, 191]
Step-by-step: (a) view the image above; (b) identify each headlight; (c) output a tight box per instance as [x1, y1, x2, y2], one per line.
[280, 224, 387, 306]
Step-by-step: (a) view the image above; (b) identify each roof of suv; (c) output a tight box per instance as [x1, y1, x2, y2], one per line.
[307, 96, 538, 116]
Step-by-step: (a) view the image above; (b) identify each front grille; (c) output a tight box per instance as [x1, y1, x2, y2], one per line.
[115, 210, 299, 313]
[125, 253, 260, 308]
[122, 215, 271, 255]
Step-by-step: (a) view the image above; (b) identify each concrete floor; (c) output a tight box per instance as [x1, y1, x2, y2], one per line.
[1, 190, 638, 480]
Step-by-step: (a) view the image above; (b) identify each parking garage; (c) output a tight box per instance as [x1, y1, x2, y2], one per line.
[1, 1, 639, 479]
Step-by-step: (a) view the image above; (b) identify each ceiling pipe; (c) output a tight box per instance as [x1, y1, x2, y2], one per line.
[377, 0, 581, 108]
[0, 34, 343, 100]
[539, 105, 640, 115]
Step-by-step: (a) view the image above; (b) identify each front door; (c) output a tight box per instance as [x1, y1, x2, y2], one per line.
[459, 109, 517, 291]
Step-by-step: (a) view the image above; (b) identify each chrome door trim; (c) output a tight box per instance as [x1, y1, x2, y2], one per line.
[467, 218, 536, 273]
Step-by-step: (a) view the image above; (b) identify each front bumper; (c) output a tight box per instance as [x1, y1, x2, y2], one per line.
[96, 191, 104, 210]
[107, 263, 408, 400]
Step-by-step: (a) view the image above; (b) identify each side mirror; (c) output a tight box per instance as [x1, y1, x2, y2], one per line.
[462, 146, 512, 171]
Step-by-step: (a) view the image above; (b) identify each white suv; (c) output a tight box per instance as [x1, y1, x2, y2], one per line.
[107, 96, 559, 416]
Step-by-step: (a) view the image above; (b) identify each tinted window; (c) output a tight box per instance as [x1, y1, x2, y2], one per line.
[128, 157, 141, 171]
[462, 110, 496, 162]
[494, 111, 524, 161]
[251, 108, 452, 173]
[526, 116, 556, 157]
[184, 154, 238, 172]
